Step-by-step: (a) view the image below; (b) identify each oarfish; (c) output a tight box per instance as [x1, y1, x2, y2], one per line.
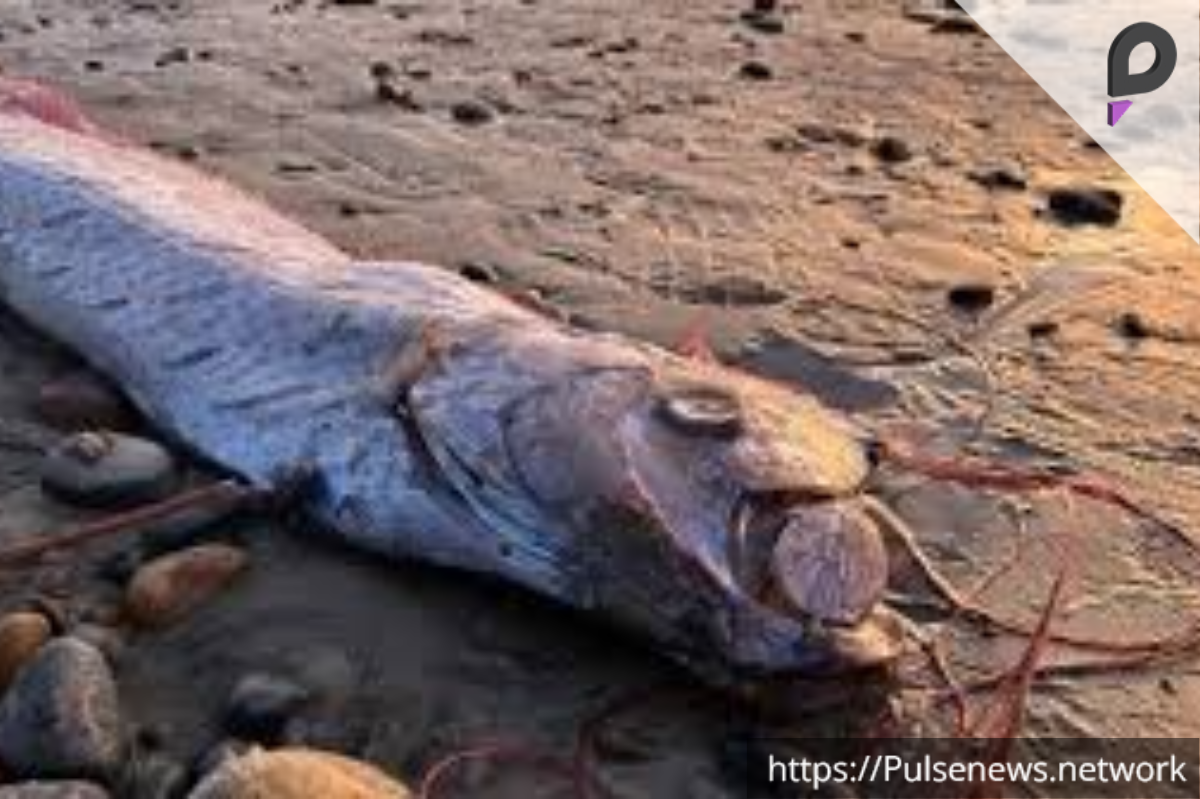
[0, 79, 902, 679]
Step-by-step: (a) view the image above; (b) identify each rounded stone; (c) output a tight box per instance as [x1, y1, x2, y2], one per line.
[188, 748, 410, 799]
[0, 612, 54, 693]
[33, 372, 135, 433]
[0, 638, 123, 781]
[222, 674, 310, 745]
[124, 545, 249, 629]
[0, 782, 111, 799]
[40, 432, 177, 509]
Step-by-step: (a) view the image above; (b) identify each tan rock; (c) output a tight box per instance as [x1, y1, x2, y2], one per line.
[0, 613, 53, 693]
[188, 749, 410, 799]
[125, 545, 248, 629]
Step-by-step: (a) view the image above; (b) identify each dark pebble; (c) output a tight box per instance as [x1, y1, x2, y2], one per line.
[153, 47, 191, 68]
[450, 100, 495, 126]
[946, 283, 996, 315]
[1045, 187, 1123, 227]
[967, 164, 1028, 191]
[368, 61, 394, 81]
[1115, 312, 1150, 341]
[738, 61, 774, 80]
[1027, 320, 1059, 339]
[223, 674, 310, 745]
[871, 135, 914, 164]
[374, 82, 420, 109]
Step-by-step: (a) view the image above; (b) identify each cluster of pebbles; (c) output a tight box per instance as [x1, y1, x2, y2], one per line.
[0, 372, 411, 798]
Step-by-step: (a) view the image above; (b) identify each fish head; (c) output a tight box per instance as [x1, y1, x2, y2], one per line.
[410, 330, 903, 678]
[604, 362, 903, 676]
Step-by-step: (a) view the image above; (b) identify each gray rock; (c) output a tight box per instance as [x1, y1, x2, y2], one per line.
[223, 673, 310, 745]
[0, 783, 110, 799]
[40, 432, 177, 509]
[0, 638, 123, 780]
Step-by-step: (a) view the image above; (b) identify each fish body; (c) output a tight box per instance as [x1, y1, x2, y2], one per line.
[0, 85, 900, 679]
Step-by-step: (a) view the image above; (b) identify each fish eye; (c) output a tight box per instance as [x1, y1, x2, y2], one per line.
[653, 385, 744, 439]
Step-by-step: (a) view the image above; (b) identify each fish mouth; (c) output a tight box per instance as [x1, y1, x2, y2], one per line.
[727, 491, 901, 672]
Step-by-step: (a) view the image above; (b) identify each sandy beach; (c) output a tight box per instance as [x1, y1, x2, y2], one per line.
[1, 0, 1200, 796]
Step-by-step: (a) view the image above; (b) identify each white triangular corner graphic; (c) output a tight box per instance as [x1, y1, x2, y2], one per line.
[959, 0, 1199, 244]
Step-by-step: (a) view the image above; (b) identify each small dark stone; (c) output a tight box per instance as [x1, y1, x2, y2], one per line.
[1045, 187, 1123, 227]
[967, 164, 1028, 191]
[450, 100, 495, 126]
[738, 61, 773, 81]
[1027, 320, 1059, 339]
[83, 61, 104, 73]
[374, 82, 420, 110]
[1115, 312, 1150, 341]
[947, 283, 996, 315]
[223, 674, 310, 745]
[367, 61, 394, 81]
[95, 548, 143, 586]
[153, 47, 191, 68]
[871, 135, 914, 164]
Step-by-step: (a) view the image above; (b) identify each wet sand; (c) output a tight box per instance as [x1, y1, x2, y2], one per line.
[2, 0, 1200, 795]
